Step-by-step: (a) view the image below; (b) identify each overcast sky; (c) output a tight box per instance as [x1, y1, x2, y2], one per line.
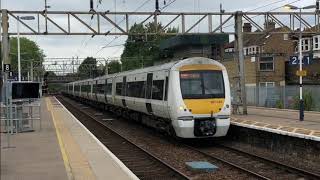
[2, 0, 315, 59]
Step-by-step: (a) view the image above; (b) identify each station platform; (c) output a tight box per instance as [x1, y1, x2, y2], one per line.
[1, 97, 138, 180]
[231, 106, 320, 141]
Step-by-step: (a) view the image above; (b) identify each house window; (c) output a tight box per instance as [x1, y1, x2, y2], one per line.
[245, 48, 248, 55]
[256, 47, 259, 53]
[301, 38, 311, 52]
[313, 36, 319, 50]
[259, 56, 274, 71]
[259, 82, 275, 87]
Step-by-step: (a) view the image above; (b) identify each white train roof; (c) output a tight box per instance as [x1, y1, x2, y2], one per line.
[69, 57, 225, 84]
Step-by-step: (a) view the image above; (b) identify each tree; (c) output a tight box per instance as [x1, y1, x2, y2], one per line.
[78, 57, 99, 78]
[4, 37, 45, 78]
[107, 61, 121, 74]
[121, 23, 178, 71]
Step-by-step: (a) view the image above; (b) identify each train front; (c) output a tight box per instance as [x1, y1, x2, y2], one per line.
[170, 57, 231, 138]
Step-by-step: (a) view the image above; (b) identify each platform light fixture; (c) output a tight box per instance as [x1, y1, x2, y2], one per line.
[17, 16, 35, 81]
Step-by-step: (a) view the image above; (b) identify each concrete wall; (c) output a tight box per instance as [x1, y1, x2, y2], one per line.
[226, 125, 320, 171]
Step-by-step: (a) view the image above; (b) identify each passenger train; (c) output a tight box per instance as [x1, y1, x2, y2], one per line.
[63, 57, 231, 138]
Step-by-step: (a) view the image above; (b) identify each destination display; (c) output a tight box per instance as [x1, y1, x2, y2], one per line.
[11, 82, 40, 99]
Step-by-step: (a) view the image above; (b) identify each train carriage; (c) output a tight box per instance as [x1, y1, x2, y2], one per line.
[64, 57, 231, 138]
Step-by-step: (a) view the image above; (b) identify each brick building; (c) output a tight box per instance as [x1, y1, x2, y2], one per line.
[285, 26, 320, 85]
[222, 22, 295, 89]
[158, 22, 319, 87]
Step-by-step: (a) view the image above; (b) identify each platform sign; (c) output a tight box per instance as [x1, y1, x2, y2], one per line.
[4, 64, 11, 72]
[296, 70, 307, 77]
[289, 56, 312, 66]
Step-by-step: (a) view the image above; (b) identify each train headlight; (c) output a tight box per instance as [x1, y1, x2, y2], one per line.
[179, 105, 188, 111]
[223, 104, 230, 111]
[177, 116, 194, 121]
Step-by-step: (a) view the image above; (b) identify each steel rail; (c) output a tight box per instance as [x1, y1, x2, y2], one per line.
[184, 145, 270, 180]
[216, 143, 320, 179]
[57, 96, 191, 180]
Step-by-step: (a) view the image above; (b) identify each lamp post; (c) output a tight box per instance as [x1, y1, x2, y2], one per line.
[17, 16, 35, 81]
[284, 4, 316, 121]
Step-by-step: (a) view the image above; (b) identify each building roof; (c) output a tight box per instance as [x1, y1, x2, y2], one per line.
[159, 34, 229, 50]
[226, 26, 291, 48]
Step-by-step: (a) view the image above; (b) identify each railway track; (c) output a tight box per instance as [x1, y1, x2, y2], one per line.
[57, 96, 190, 180]
[59, 95, 320, 180]
[187, 143, 320, 180]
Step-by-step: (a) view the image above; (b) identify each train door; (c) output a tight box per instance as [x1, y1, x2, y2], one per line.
[122, 76, 127, 107]
[87, 81, 90, 99]
[146, 73, 153, 114]
[104, 79, 108, 103]
[151, 71, 168, 118]
[72, 83, 74, 96]
[95, 80, 98, 101]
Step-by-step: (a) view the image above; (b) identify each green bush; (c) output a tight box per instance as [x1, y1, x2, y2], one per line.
[275, 100, 284, 109]
[293, 91, 314, 111]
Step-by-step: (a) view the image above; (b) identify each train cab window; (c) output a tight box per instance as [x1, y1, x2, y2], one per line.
[116, 83, 122, 95]
[180, 70, 225, 99]
[152, 80, 164, 100]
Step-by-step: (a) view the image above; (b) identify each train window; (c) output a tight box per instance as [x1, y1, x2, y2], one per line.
[74, 85, 80, 92]
[92, 81, 97, 93]
[152, 80, 164, 100]
[116, 83, 122, 95]
[180, 70, 225, 99]
[126, 82, 133, 97]
[140, 81, 147, 98]
[82, 84, 91, 93]
[97, 84, 104, 94]
[106, 83, 112, 95]
[122, 77, 127, 96]
[146, 73, 153, 99]
[126, 81, 145, 98]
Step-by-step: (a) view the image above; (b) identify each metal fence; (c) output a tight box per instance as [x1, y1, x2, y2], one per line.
[1, 99, 41, 147]
[233, 85, 320, 111]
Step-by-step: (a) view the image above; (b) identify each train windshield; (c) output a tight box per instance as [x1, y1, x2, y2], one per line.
[180, 70, 225, 99]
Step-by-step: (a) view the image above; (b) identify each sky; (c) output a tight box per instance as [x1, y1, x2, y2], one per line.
[2, 0, 315, 59]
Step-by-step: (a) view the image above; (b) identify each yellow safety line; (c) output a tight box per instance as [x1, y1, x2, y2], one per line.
[46, 98, 74, 180]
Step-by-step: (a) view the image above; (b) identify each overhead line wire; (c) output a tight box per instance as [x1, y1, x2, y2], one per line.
[222, 0, 302, 29]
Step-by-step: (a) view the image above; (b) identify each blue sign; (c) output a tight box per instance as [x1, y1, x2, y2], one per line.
[289, 56, 312, 66]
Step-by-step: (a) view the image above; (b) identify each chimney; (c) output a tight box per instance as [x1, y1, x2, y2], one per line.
[264, 21, 275, 31]
[243, 23, 252, 32]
